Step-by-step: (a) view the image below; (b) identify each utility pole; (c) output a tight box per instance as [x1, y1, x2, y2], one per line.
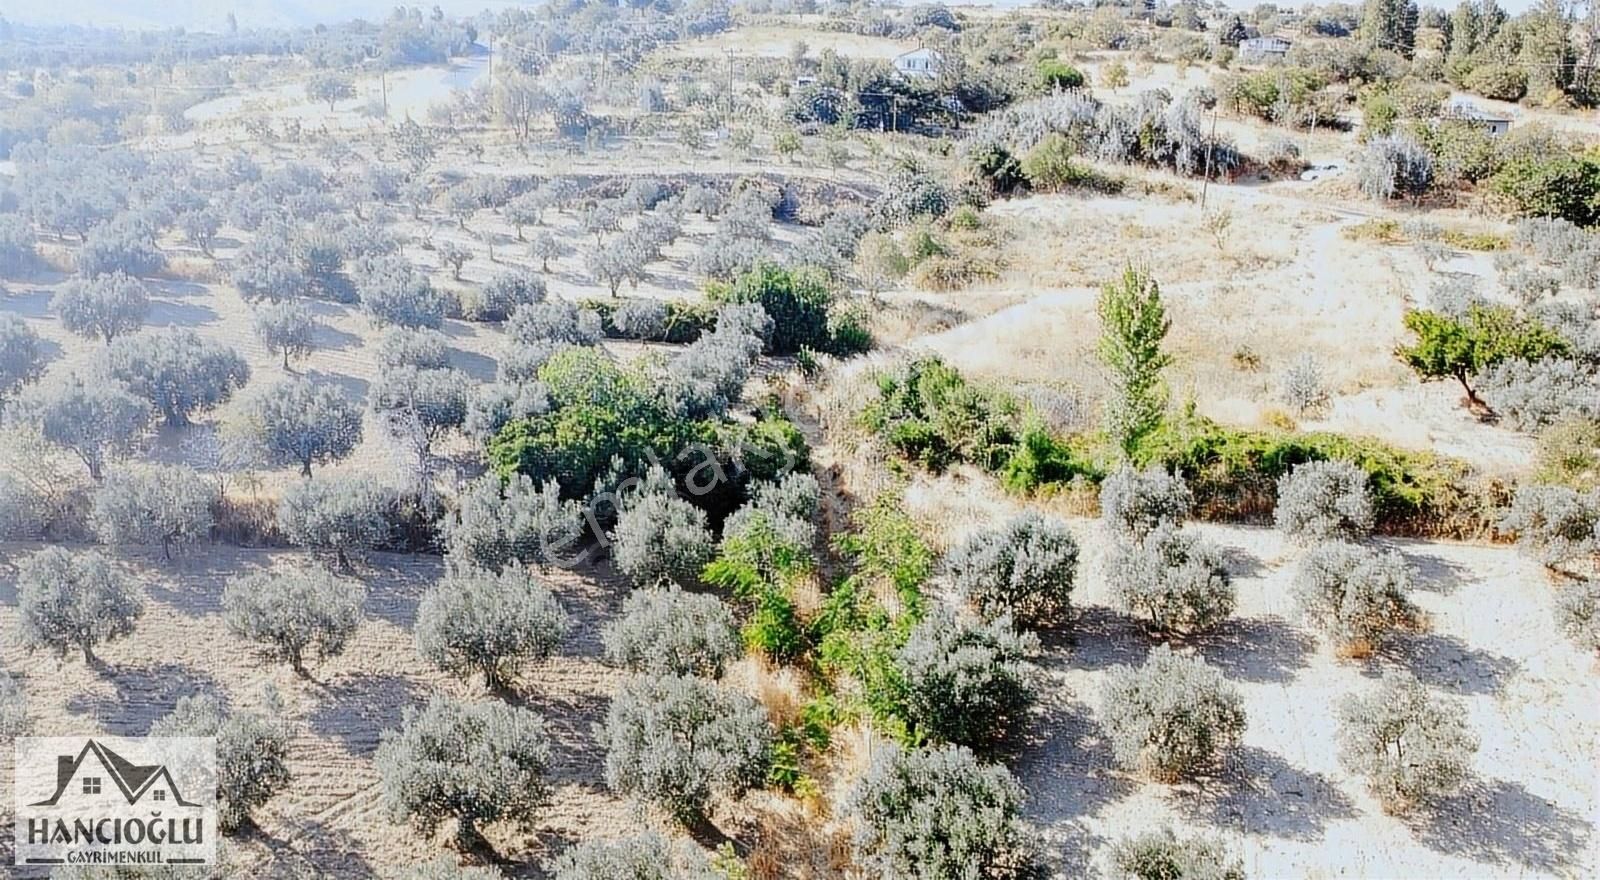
[1200, 105, 1218, 212]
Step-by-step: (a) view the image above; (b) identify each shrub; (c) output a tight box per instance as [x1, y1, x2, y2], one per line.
[6, 376, 151, 480]
[1100, 464, 1193, 538]
[1038, 59, 1086, 91]
[0, 214, 35, 275]
[599, 673, 772, 823]
[358, 257, 449, 328]
[277, 475, 395, 570]
[236, 378, 363, 476]
[444, 473, 585, 572]
[711, 263, 838, 355]
[1489, 154, 1600, 227]
[845, 743, 1028, 880]
[106, 328, 250, 427]
[469, 271, 546, 322]
[16, 547, 143, 665]
[1100, 645, 1246, 781]
[945, 512, 1078, 626]
[506, 300, 602, 347]
[53, 272, 149, 342]
[465, 380, 550, 442]
[1477, 358, 1599, 432]
[1555, 579, 1600, 653]
[897, 608, 1038, 748]
[610, 486, 715, 589]
[151, 693, 290, 831]
[376, 327, 451, 371]
[660, 313, 764, 419]
[415, 564, 568, 689]
[1106, 827, 1245, 880]
[377, 696, 552, 848]
[1107, 523, 1235, 636]
[222, 568, 364, 677]
[253, 300, 317, 369]
[1336, 670, 1478, 812]
[0, 671, 29, 738]
[1499, 484, 1599, 571]
[613, 299, 669, 341]
[1354, 134, 1434, 201]
[1292, 541, 1419, 654]
[1463, 63, 1527, 101]
[1534, 418, 1600, 490]
[90, 463, 217, 559]
[602, 587, 741, 678]
[1274, 459, 1375, 542]
[549, 833, 712, 880]
[1280, 354, 1331, 416]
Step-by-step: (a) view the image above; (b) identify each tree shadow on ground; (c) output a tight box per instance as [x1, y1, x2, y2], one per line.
[1395, 546, 1475, 595]
[1032, 819, 1106, 879]
[305, 368, 369, 402]
[241, 819, 378, 878]
[1061, 606, 1149, 671]
[360, 555, 443, 629]
[310, 320, 363, 353]
[1218, 543, 1270, 580]
[0, 286, 53, 318]
[147, 299, 218, 327]
[307, 672, 423, 757]
[1172, 745, 1358, 841]
[66, 662, 226, 735]
[1015, 689, 1136, 825]
[1406, 777, 1592, 873]
[1370, 631, 1520, 696]
[448, 346, 498, 382]
[511, 688, 611, 793]
[1193, 616, 1315, 684]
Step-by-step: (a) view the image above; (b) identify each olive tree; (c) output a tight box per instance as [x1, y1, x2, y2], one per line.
[1100, 645, 1246, 781]
[16, 547, 143, 665]
[0, 313, 45, 402]
[415, 564, 569, 690]
[1292, 541, 1419, 656]
[90, 463, 217, 559]
[468, 272, 546, 322]
[601, 587, 740, 678]
[610, 485, 714, 589]
[1106, 827, 1244, 880]
[613, 299, 668, 341]
[376, 696, 551, 849]
[1100, 464, 1194, 538]
[1555, 579, 1600, 653]
[1273, 460, 1375, 543]
[1106, 523, 1235, 636]
[945, 512, 1078, 627]
[276, 474, 395, 570]
[549, 833, 714, 880]
[845, 743, 1029, 880]
[151, 692, 291, 831]
[1336, 670, 1478, 813]
[358, 256, 450, 329]
[53, 272, 149, 342]
[222, 568, 364, 678]
[253, 300, 318, 369]
[529, 231, 564, 272]
[106, 328, 250, 427]
[370, 366, 471, 483]
[1499, 484, 1599, 572]
[236, 378, 363, 476]
[897, 607, 1038, 749]
[0, 671, 29, 739]
[306, 72, 356, 111]
[599, 673, 773, 823]
[6, 376, 151, 480]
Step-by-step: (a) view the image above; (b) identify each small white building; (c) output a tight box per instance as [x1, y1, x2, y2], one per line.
[1445, 99, 1512, 136]
[893, 48, 945, 80]
[1239, 35, 1292, 62]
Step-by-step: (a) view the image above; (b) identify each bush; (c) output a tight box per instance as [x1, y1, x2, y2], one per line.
[236, 378, 363, 476]
[415, 564, 568, 690]
[151, 693, 290, 831]
[711, 263, 840, 355]
[1499, 484, 1599, 571]
[106, 328, 250, 427]
[1463, 64, 1528, 101]
[845, 743, 1028, 880]
[610, 485, 715, 589]
[222, 568, 364, 677]
[53, 272, 149, 343]
[1354, 133, 1434, 201]
[16, 547, 143, 664]
[506, 300, 602, 347]
[1280, 354, 1331, 416]
[1100, 464, 1193, 538]
[277, 475, 395, 570]
[444, 473, 585, 572]
[1274, 459, 1375, 542]
[1099, 266, 1171, 454]
[468, 271, 546, 322]
[1555, 579, 1600, 653]
[358, 257, 449, 328]
[1107, 523, 1234, 636]
[1336, 670, 1478, 812]
[0, 313, 44, 402]
[90, 463, 217, 559]
[377, 696, 552, 848]
[376, 327, 451, 371]
[549, 833, 712, 880]
[1292, 541, 1419, 654]
[1037, 59, 1086, 91]
[1534, 418, 1600, 490]
[0, 214, 34, 275]
[599, 673, 772, 823]
[897, 607, 1038, 748]
[1106, 827, 1245, 880]
[613, 299, 669, 341]
[1489, 154, 1600, 227]
[6, 376, 151, 480]
[1100, 645, 1245, 781]
[945, 512, 1078, 626]
[1477, 358, 1599, 432]
[602, 587, 741, 678]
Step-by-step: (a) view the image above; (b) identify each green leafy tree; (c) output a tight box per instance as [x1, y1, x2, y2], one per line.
[1362, 0, 1419, 57]
[1098, 266, 1171, 455]
[1396, 306, 1569, 410]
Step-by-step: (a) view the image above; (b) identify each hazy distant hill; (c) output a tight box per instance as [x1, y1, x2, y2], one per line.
[1, 0, 533, 31]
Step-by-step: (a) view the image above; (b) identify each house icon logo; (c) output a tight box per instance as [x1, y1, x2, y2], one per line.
[13, 735, 217, 868]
